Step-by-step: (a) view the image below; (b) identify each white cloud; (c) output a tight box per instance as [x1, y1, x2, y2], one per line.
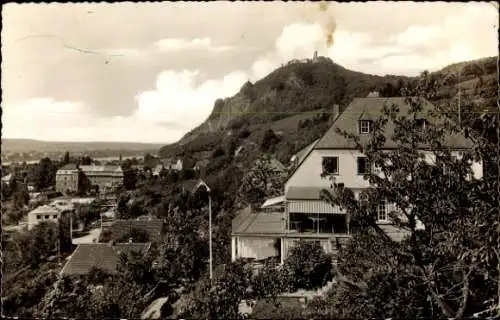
[154, 37, 234, 53]
[391, 25, 440, 47]
[275, 24, 325, 62]
[134, 69, 248, 128]
[1, 98, 187, 143]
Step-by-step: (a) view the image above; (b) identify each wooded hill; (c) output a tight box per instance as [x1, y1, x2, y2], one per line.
[159, 56, 497, 168]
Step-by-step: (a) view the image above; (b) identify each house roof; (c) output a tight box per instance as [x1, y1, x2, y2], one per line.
[108, 219, 164, 243]
[291, 139, 319, 163]
[232, 209, 284, 236]
[58, 164, 78, 171]
[28, 205, 61, 216]
[285, 139, 321, 184]
[60, 242, 150, 276]
[315, 97, 474, 150]
[261, 195, 286, 208]
[79, 164, 123, 173]
[285, 187, 332, 200]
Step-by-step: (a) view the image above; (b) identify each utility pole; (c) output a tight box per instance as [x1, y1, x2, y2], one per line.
[208, 189, 213, 281]
[458, 68, 461, 126]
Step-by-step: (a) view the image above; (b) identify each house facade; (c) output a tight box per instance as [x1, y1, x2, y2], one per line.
[56, 164, 80, 193]
[56, 164, 124, 194]
[27, 205, 63, 230]
[232, 96, 484, 264]
[79, 164, 124, 194]
[162, 158, 183, 171]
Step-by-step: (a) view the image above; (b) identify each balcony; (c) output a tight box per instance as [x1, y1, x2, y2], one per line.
[286, 212, 350, 238]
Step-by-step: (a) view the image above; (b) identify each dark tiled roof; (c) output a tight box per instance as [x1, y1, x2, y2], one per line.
[285, 187, 332, 200]
[294, 139, 319, 163]
[315, 97, 473, 150]
[109, 219, 164, 243]
[232, 209, 284, 236]
[58, 164, 78, 171]
[60, 243, 150, 276]
[286, 139, 320, 183]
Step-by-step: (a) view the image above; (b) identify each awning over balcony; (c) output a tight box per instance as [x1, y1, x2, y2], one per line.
[285, 187, 344, 214]
[288, 200, 344, 214]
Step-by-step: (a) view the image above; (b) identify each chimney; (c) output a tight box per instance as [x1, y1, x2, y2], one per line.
[313, 51, 318, 60]
[332, 104, 340, 120]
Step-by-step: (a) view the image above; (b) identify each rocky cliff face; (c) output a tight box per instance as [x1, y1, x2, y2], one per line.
[161, 57, 404, 153]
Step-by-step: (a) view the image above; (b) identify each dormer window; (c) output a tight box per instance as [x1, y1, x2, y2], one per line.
[359, 120, 373, 134]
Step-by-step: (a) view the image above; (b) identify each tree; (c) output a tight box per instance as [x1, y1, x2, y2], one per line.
[62, 151, 70, 165]
[8, 221, 60, 268]
[211, 147, 225, 158]
[251, 259, 292, 300]
[78, 156, 93, 166]
[13, 187, 30, 209]
[35, 157, 56, 190]
[283, 241, 333, 290]
[318, 75, 499, 318]
[159, 166, 168, 179]
[117, 227, 150, 243]
[122, 166, 137, 190]
[260, 129, 280, 152]
[238, 155, 286, 207]
[117, 194, 130, 217]
[77, 170, 91, 196]
[3, 267, 59, 318]
[183, 260, 253, 319]
[144, 153, 156, 166]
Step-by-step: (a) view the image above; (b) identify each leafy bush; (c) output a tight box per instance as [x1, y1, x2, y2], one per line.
[260, 129, 280, 152]
[211, 147, 225, 158]
[117, 227, 150, 243]
[251, 260, 291, 299]
[238, 127, 251, 139]
[283, 241, 333, 290]
[183, 260, 253, 319]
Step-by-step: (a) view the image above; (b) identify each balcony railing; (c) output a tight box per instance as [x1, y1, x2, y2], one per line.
[286, 212, 350, 236]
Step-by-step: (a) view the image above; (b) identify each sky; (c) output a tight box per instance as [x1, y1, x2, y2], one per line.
[2, 2, 498, 144]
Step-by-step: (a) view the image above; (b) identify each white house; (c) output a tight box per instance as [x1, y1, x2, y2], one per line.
[152, 164, 164, 176]
[2, 173, 13, 186]
[232, 96, 483, 264]
[28, 205, 63, 230]
[163, 159, 183, 171]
